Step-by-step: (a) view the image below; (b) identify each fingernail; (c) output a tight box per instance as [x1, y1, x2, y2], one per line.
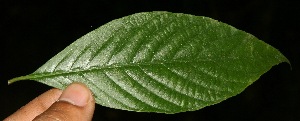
[58, 82, 91, 107]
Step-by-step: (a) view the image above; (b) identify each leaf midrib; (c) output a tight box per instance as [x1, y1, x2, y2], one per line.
[30, 60, 215, 80]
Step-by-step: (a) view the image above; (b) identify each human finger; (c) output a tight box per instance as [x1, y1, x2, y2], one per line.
[4, 88, 62, 121]
[33, 82, 95, 121]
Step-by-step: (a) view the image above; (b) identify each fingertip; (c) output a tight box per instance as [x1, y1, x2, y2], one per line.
[33, 82, 95, 121]
[58, 82, 93, 107]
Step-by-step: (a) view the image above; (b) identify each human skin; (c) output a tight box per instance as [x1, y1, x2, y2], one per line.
[4, 82, 95, 121]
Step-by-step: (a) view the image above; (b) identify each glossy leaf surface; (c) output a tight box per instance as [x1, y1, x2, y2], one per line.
[9, 11, 289, 113]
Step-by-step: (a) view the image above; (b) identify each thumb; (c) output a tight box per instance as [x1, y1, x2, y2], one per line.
[33, 82, 95, 121]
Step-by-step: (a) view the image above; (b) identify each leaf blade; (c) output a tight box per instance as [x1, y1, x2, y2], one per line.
[9, 11, 289, 113]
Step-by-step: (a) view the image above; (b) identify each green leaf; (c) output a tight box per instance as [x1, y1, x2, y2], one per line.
[8, 11, 289, 113]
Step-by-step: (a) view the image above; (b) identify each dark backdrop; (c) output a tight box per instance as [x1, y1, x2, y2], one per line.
[1, 0, 299, 120]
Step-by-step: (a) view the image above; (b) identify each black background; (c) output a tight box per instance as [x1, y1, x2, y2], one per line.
[1, 0, 299, 121]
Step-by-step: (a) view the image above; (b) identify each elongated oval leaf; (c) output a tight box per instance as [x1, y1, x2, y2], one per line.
[9, 11, 289, 113]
